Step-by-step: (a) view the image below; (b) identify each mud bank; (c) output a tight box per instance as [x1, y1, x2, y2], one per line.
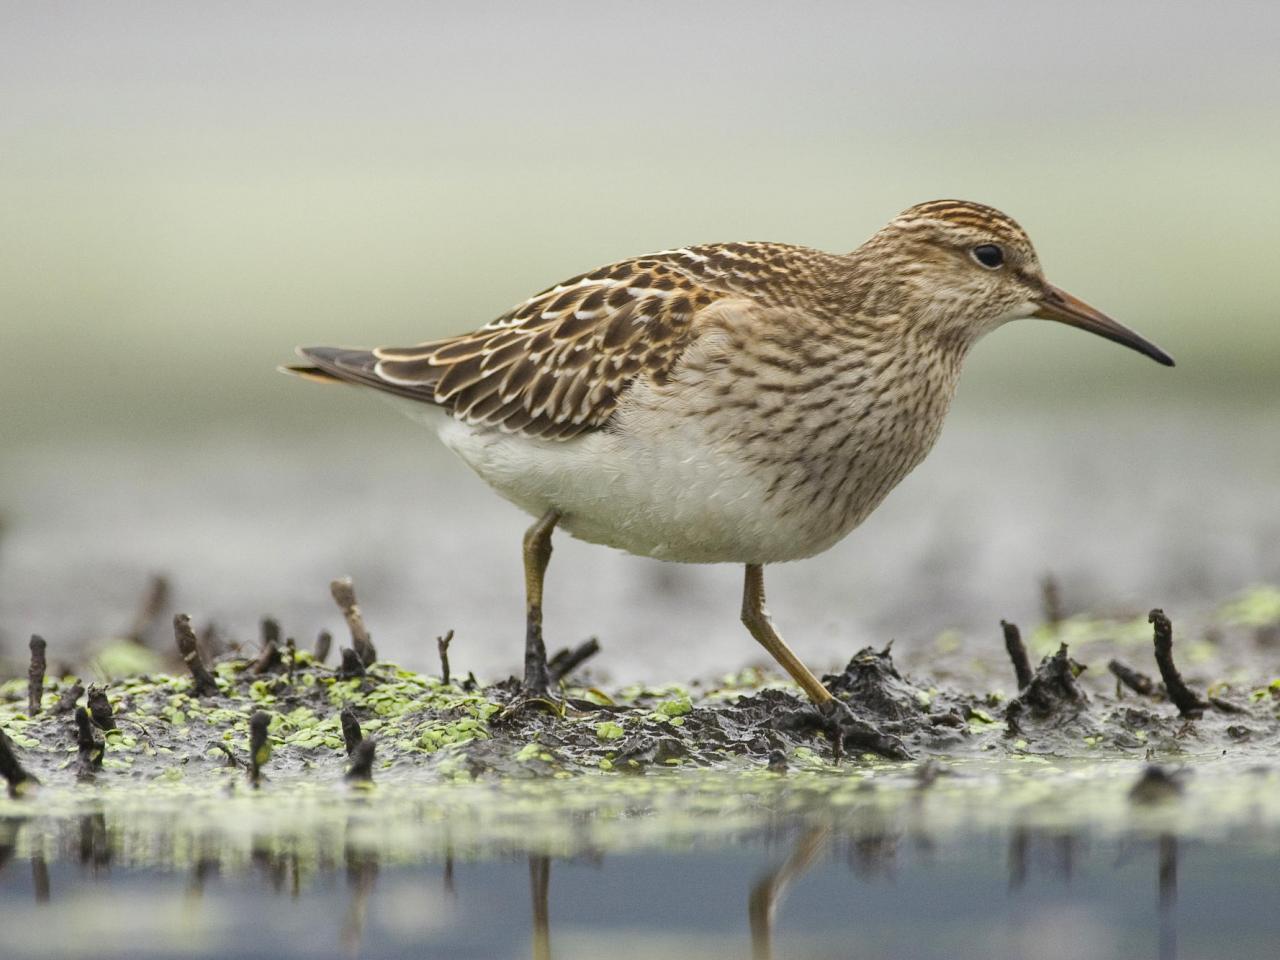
[1, 589, 1276, 790]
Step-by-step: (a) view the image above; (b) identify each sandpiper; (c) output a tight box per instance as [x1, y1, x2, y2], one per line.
[285, 200, 1173, 755]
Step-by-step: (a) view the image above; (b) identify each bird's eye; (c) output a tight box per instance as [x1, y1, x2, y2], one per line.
[971, 244, 1004, 269]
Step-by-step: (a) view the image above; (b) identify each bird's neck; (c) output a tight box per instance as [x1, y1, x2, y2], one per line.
[834, 254, 988, 370]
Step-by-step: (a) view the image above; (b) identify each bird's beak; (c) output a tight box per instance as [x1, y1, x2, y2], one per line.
[1033, 283, 1174, 367]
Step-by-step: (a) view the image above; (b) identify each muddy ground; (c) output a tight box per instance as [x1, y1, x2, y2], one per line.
[1, 582, 1277, 959]
[2, 582, 1276, 791]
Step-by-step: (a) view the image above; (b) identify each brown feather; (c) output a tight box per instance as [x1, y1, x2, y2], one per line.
[294, 240, 855, 439]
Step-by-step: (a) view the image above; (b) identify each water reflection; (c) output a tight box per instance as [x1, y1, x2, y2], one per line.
[530, 856, 551, 960]
[0, 808, 1272, 960]
[77, 812, 111, 873]
[342, 840, 378, 955]
[749, 826, 829, 960]
[1159, 834, 1178, 960]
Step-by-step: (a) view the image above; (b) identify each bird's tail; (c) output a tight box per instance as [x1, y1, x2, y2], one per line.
[278, 363, 344, 384]
[280, 345, 448, 407]
[279, 346, 382, 387]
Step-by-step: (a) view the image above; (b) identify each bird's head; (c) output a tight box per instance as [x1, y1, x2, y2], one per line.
[863, 199, 1173, 366]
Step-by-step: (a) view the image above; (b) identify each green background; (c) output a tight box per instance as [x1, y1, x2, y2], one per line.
[2, 2, 1277, 445]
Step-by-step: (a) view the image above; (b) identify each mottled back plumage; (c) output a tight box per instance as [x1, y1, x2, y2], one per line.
[299, 241, 849, 440]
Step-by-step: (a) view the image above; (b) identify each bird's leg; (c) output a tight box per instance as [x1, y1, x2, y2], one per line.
[520, 508, 561, 699]
[740, 564, 910, 760]
[741, 564, 834, 704]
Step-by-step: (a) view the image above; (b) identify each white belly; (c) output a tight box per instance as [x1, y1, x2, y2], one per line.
[395, 414, 914, 567]
[382, 335, 958, 565]
[423, 406, 823, 563]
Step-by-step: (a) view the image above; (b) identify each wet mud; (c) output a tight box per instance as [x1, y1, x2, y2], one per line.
[0, 585, 1276, 791]
[0, 583, 1277, 959]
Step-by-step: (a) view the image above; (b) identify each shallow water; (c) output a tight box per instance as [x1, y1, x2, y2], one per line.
[2, 763, 1278, 960]
[4, 836, 1276, 960]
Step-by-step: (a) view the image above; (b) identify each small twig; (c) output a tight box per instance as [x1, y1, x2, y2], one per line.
[214, 742, 244, 769]
[27, 635, 47, 716]
[52, 682, 84, 716]
[345, 738, 377, 783]
[174, 614, 220, 697]
[547, 637, 601, 684]
[1000, 621, 1033, 690]
[1108, 659, 1158, 697]
[1041, 575, 1064, 626]
[261, 617, 281, 648]
[1, 726, 39, 798]
[74, 707, 104, 779]
[249, 711, 271, 788]
[340, 707, 363, 756]
[1149, 609, 1208, 718]
[285, 637, 297, 684]
[337, 647, 366, 679]
[86, 684, 116, 731]
[126, 574, 170, 646]
[330, 578, 377, 666]
[198, 620, 226, 660]
[436, 629, 454, 686]
[253, 617, 283, 674]
[1209, 695, 1246, 715]
[314, 630, 333, 665]
[253, 642, 282, 675]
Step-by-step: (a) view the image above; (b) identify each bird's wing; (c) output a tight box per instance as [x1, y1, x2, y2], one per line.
[295, 243, 808, 440]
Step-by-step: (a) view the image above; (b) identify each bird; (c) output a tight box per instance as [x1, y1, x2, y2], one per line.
[284, 199, 1173, 756]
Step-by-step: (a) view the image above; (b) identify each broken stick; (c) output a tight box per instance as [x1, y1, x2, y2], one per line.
[174, 614, 220, 697]
[27, 635, 46, 716]
[1149, 609, 1208, 718]
[330, 578, 377, 666]
[1000, 620, 1033, 690]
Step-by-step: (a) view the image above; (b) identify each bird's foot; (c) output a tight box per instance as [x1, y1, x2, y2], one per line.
[784, 698, 912, 761]
[499, 615, 565, 719]
[499, 686, 565, 720]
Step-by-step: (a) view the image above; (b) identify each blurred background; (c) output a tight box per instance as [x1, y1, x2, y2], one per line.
[2, 1, 1277, 681]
